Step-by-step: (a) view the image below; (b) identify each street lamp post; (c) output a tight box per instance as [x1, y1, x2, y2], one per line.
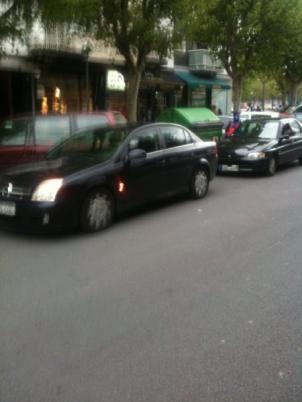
[81, 41, 92, 111]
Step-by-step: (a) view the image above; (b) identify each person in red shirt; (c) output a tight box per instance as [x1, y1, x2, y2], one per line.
[226, 112, 240, 136]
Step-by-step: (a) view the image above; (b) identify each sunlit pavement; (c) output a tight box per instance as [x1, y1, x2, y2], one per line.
[1, 163, 302, 402]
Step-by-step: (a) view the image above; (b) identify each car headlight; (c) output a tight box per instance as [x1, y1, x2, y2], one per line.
[247, 152, 266, 160]
[31, 178, 63, 202]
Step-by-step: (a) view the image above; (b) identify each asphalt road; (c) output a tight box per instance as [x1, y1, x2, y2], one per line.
[1, 163, 302, 402]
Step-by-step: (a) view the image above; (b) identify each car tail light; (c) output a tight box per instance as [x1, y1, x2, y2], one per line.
[118, 179, 125, 193]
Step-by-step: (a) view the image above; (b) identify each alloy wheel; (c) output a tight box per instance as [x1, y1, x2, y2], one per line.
[81, 190, 114, 232]
[192, 169, 209, 199]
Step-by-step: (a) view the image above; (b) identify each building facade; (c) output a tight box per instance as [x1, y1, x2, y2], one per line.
[0, 27, 232, 121]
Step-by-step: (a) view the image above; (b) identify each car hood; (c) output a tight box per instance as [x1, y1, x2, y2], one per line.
[219, 137, 274, 156]
[0, 156, 108, 190]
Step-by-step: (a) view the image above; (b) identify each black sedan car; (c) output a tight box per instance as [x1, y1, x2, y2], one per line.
[218, 118, 302, 176]
[0, 123, 217, 232]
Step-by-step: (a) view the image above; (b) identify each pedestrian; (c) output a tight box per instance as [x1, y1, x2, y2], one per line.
[226, 111, 240, 137]
[147, 107, 152, 122]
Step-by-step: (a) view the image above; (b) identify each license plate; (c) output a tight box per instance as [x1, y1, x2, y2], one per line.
[220, 164, 239, 172]
[0, 201, 16, 216]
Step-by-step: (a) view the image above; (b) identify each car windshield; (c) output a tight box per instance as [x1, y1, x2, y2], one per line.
[35, 116, 70, 145]
[0, 119, 28, 146]
[47, 126, 130, 163]
[234, 120, 279, 140]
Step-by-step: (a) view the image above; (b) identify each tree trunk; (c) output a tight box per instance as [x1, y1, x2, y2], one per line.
[281, 93, 287, 108]
[232, 76, 243, 113]
[127, 68, 143, 123]
[289, 84, 298, 107]
[261, 80, 265, 111]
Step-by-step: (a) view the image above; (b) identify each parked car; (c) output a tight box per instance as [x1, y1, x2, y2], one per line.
[218, 118, 302, 176]
[281, 104, 302, 121]
[239, 111, 280, 121]
[0, 111, 127, 171]
[156, 107, 224, 142]
[0, 123, 217, 232]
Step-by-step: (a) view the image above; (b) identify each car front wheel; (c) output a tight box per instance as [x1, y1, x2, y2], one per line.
[265, 156, 277, 176]
[190, 168, 209, 199]
[81, 188, 114, 232]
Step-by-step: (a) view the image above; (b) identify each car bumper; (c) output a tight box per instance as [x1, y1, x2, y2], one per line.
[218, 158, 268, 173]
[0, 198, 79, 232]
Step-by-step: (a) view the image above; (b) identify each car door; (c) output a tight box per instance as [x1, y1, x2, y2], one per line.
[287, 120, 302, 161]
[276, 121, 295, 164]
[159, 125, 195, 194]
[118, 126, 166, 207]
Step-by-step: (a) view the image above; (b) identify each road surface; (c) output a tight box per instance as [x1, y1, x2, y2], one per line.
[1, 163, 302, 402]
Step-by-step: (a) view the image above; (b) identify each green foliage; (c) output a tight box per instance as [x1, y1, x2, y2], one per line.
[36, 0, 181, 70]
[186, 0, 301, 110]
[188, 0, 298, 78]
[242, 77, 281, 102]
[271, 0, 302, 103]
[0, 0, 34, 54]
[34, 0, 183, 121]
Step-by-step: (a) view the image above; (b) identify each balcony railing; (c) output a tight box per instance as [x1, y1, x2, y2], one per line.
[29, 28, 164, 65]
[188, 49, 224, 73]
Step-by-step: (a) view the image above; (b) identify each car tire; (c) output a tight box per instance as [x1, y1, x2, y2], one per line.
[81, 188, 114, 232]
[190, 168, 209, 199]
[265, 156, 277, 176]
[299, 157, 302, 165]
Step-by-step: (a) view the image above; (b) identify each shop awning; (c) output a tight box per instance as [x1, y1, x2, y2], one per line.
[175, 71, 231, 90]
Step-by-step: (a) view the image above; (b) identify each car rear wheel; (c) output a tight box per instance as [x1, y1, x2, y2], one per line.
[265, 156, 277, 176]
[81, 188, 114, 232]
[190, 168, 209, 199]
[298, 157, 302, 165]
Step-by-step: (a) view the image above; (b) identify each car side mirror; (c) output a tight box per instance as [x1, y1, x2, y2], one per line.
[124, 148, 147, 167]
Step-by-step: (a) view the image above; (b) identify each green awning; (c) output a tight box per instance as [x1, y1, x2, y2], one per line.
[175, 71, 231, 90]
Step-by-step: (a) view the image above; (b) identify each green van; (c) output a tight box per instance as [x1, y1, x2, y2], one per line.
[157, 107, 223, 141]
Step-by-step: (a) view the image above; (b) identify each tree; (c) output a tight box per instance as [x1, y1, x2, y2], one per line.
[242, 76, 281, 109]
[186, 0, 299, 112]
[272, 3, 302, 107]
[36, 0, 181, 122]
[0, 0, 34, 55]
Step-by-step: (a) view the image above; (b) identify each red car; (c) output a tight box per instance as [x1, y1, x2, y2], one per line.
[0, 111, 127, 171]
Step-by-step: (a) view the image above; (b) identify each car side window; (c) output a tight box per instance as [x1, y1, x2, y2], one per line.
[183, 129, 194, 143]
[61, 131, 94, 153]
[295, 106, 302, 113]
[0, 119, 28, 146]
[129, 128, 160, 153]
[289, 121, 302, 136]
[161, 126, 188, 148]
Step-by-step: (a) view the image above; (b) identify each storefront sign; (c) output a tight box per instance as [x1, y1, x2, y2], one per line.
[106, 70, 126, 91]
